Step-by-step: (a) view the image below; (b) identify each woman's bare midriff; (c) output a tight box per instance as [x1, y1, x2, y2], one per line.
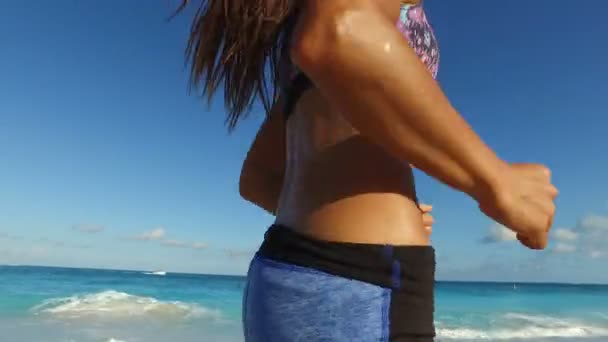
[275, 90, 429, 246]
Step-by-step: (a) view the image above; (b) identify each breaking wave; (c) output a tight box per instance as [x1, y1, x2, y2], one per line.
[31, 290, 220, 320]
[437, 312, 608, 340]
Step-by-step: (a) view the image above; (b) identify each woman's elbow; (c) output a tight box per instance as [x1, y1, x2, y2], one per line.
[239, 170, 256, 202]
[238, 167, 272, 203]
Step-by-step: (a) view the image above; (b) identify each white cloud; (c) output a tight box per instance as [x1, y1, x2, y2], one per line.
[553, 243, 577, 254]
[191, 242, 207, 250]
[0, 245, 51, 261]
[0, 232, 21, 240]
[576, 214, 608, 258]
[590, 250, 605, 259]
[161, 239, 207, 250]
[478, 214, 608, 260]
[578, 215, 608, 232]
[127, 227, 206, 251]
[554, 228, 578, 242]
[225, 248, 256, 259]
[32, 237, 91, 249]
[482, 223, 517, 243]
[135, 227, 166, 241]
[161, 239, 188, 248]
[72, 224, 105, 234]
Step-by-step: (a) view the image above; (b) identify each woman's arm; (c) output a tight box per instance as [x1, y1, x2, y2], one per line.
[291, 0, 557, 249]
[239, 97, 286, 215]
[291, 0, 506, 200]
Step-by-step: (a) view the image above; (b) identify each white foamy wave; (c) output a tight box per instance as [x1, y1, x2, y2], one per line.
[503, 312, 575, 327]
[597, 312, 608, 320]
[437, 326, 606, 340]
[32, 290, 220, 320]
[437, 313, 608, 340]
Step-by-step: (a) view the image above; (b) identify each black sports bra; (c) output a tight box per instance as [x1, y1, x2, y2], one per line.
[279, 2, 440, 120]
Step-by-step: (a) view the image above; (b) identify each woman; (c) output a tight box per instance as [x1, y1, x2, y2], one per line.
[179, 0, 558, 340]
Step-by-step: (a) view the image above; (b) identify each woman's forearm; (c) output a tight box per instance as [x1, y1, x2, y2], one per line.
[292, 0, 506, 199]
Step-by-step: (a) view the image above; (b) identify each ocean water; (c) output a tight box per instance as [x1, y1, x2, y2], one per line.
[0, 266, 607, 342]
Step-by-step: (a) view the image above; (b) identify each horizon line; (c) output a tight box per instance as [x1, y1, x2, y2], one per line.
[2, 263, 607, 286]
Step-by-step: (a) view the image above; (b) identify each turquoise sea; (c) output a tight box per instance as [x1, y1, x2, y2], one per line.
[1, 265, 607, 342]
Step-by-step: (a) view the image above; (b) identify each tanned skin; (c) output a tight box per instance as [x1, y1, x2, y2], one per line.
[241, 0, 556, 248]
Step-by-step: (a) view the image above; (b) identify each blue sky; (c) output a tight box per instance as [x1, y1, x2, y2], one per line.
[0, 0, 607, 283]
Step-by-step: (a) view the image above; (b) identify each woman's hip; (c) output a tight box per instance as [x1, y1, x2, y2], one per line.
[243, 225, 436, 341]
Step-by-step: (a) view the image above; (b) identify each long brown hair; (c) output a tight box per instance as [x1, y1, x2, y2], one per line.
[175, 0, 295, 130]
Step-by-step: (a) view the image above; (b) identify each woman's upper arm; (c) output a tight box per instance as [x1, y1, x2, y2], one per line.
[290, 0, 505, 198]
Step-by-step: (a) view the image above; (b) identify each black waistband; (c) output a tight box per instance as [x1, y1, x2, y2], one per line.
[258, 224, 436, 291]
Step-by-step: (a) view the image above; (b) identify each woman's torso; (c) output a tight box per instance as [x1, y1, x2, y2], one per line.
[275, 0, 439, 246]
